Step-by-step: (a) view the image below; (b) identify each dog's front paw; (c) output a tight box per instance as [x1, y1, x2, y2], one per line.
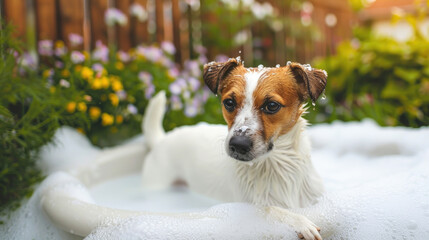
[294, 216, 321, 240]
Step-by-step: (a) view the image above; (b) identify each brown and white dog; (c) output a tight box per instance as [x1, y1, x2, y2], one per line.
[141, 58, 327, 239]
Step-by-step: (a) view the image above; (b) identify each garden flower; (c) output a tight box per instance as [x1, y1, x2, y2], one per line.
[184, 98, 200, 117]
[89, 107, 101, 120]
[215, 54, 229, 62]
[105, 8, 128, 26]
[250, 2, 273, 20]
[161, 41, 176, 55]
[145, 84, 155, 99]
[111, 78, 123, 91]
[101, 113, 114, 126]
[127, 104, 138, 115]
[116, 115, 124, 124]
[92, 63, 105, 73]
[66, 102, 76, 113]
[91, 78, 103, 89]
[129, 3, 148, 22]
[43, 69, 54, 78]
[137, 46, 163, 62]
[109, 93, 119, 106]
[194, 45, 207, 55]
[81, 66, 94, 80]
[84, 95, 92, 102]
[117, 51, 131, 62]
[55, 40, 67, 56]
[138, 71, 153, 85]
[169, 78, 186, 95]
[170, 95, 183, 110]
[184, 60, 201, 78]
[59, 79, 70, 88]
[77, 102, 87, 112]
[93, 41, 109, 62]
[71, 51, 85, 64]
[69, 33, 83, 46]
[38, 40, 53, 56]
[61, 69, 70, 77]
[168, 67, 180, 79]
[19, 52, 37, 71]
[115, 61, 124, 70]
[233, 30, 248, 45]
[188, 77, 200, 91]
[116, 90, 127, 100]
[55, 61, 64, 68]
[100, 76, 110, 88]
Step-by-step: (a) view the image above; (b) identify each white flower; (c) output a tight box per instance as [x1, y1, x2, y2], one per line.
[105, 8, 128, 27]
[71, 51, 85, 64]
[234, 30, 248, 45]
[251, 2, 273, 20]
[59, 79, 70, 88]
[161, 41, 176, 55]
[129, 3, 148, 22]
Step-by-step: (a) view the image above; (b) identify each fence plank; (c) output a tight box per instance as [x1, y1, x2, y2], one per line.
[58, 0, 84, 46]
[4, 0, 26, 41]
[35, 0, 58, 41]
[171, 0, 181, 63]
[131, 0, 148, 45]
[90, 0, 108, 47]
[155, 0, 164, 42]
[116, 0, 131, 50]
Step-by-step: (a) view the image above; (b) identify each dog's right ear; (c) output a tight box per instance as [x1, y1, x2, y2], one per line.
[203, 59, 240, 95]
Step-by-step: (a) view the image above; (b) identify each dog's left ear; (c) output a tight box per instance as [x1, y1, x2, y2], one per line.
[203, 59, 240, 95]
[288, 63, 328, 102]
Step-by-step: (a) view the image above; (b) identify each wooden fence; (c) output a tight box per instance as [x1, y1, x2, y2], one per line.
[0, 0, 355, 65]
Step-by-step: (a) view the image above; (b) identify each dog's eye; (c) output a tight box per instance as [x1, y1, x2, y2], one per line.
[262, 101, 281, 114]
[223, 99, 236, 112]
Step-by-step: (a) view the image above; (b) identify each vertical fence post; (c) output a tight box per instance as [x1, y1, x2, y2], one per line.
[107, 0, 116, 49]
[83, 0, 91, 52]
[171, 0, 181, 63]
[26, 0, 38, 66]
[155, 0, 164, 42]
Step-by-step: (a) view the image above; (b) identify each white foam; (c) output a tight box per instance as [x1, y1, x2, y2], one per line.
[1, 120, 429, 240]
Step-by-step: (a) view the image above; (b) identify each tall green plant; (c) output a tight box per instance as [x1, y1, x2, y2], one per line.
[0, 23, 86, 214]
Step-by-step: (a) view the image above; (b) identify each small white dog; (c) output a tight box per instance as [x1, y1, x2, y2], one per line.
[142, 59, 327, 240]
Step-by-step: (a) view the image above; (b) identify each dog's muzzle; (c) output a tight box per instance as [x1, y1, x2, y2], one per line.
[228, 136, 253, 161]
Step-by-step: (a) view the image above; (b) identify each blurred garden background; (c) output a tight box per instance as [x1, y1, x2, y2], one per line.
[1, 0, 429, 215]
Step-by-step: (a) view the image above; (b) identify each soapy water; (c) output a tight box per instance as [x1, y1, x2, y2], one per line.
[1, 121, 429, 239]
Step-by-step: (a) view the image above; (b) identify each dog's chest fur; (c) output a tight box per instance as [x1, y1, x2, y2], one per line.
[233, 118, 324, 208]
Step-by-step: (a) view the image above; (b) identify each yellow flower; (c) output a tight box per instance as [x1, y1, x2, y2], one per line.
[49, 86, 56, 93]
[109, 93, 119, 106]
[83, 95, 92, 102]
[76, 128, 85, 134]
[81, 66, 94, 80]
[61, 69, 70, 77]
[115, 62, 124, 70]
[100, 76, 110, 89]
[66, 102, 76, 113]
[89, 107, 101, 120]
[101, 113, 114, 126]
[82, 51, 90, 60]
[43, 69, 52, 78]
[111, 79, 123, 92]
[75, 65, 82, 72]
[55, 40, 65, 48]
[116, 115, 123, 124]
[77, 102, 87, 112]
[91, 78, 102, 89]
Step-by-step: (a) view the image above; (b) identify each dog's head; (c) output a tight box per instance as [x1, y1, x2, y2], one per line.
[203, 59, 327, 162]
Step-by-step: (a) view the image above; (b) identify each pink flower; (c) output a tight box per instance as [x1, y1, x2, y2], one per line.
[38, 40, 53, 56]
[138, 71, 153, 85]
[71, 51, 85, 64]
[117, 50, 131, 62]
[92, 41, 109, 62]
[105, 8, 128, 26]
[161, 41, 176, 55]
[69, 33, 83, 46]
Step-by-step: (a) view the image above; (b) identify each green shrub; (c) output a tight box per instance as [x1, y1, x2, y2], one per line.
[308, 12, 429, 127]
[0, 23, 86, 214]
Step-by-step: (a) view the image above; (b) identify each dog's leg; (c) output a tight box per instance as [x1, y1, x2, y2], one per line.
[264, 206, 322, 240]
[141, 153, 178, 190]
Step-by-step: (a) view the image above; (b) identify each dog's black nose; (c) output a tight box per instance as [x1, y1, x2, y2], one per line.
[229, 136, 252, 155]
